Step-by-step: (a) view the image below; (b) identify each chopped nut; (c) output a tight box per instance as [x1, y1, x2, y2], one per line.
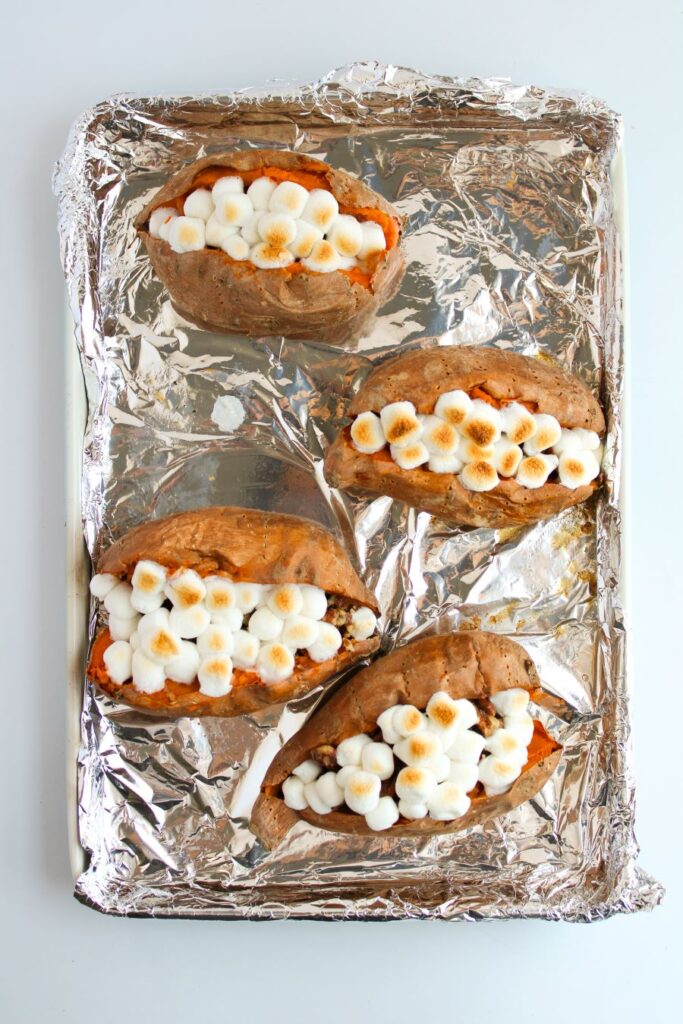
[311, 744, 337, 770]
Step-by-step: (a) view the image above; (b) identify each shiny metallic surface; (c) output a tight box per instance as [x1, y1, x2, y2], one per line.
[55, 61, 661, 919]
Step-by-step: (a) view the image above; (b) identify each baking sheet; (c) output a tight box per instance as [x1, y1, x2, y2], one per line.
[55, 61, 662, 919]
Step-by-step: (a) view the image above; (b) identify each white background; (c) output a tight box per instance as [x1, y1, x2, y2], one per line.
[2, 1, 681, 1020]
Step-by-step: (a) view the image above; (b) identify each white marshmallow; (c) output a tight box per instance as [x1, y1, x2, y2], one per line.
[516, 453, 558, 488]
[149, 207, 178, 240]
[348, 606, 377, 641]
[361, 742, 394, 780]
[335, 765, 358, 789]
[240, 211, 263, 246]
[183, 188, 213, 221]
[394, 731, 442, 769]
[336, 734, 372, 768]
[197, 654, 233, 697]
[572, 428, 601, 451]
[197, 623, 234, 656]
[447, 728, 487, 765]
[268, 584, 303, 620]
[484, 728, 529, 764]
[357, 220, 387, 260]
[337, 255, 358, 271]
[462, 400, 502, 448]
[500, 402, 537, 445]
[231, 630, 260, 669]
[205, 215, 238, 248]
[315, 772, 345, 809]
[299, 585, 327, 620]
[250, 242, 294, 269]
[398, 799, 428, 820]
[165, 569, 206, 609]
[447, 761, 479, 791]
[306, 622, 342, 663]
[492, 439, 523, 478]
[350, 411, 386, 454]
[428, 453, 464, 474]
[490, 688, 530, 718]
[104, 581, 136, 619]
[130, 589, 164, 616]
[138, 620, 182, 665]
[213, 192, 253, 228]
[432, 753, 452, 783]
[327, 215, 363, 258]
[434, 389, 472, 428]
[377, 707, 400, 745]
[258, 211, 297, 248]
[505, 713, 535, 746]
[256, 641, 295, 684]
[222, 234, 250, 261]
[129, 632, 140, 651]
[552, 428, 583, 454]
[281, 615, 319, 650]
[131, 649, 166, 693]
[392, 705, 425, 738]
[301, 239, 341, 273]
[268, 180, 309, 218]
[137, 608, 170, 635]
[292, 760, 321, 784]
[524, 414, 562, 454]
[420, 415, 459, 456]
[168, 216, 205, 253]
[459, 461, 499, 492]
[427, 782, 471, 821]
[558, 450, 600, 489]
[343, 770, 381, 815]
[169, 604, 211, 640]
[165, 640, 201, 685]
[108, 614, 140, 642]
[204, 576, 238, 618]
[103, 640, 133, 684]
[290, 219, 323, 259]
[478, 755, 522, 792]
[379, 401, 422, 448]
[234, 582, 265, 614]
[395, 766, 437, 804]
[89, 573, 119, 599]
[365, 796, 399, 832]
[158, 211, 178, 242]
[301, 188, 339, 232]
[212, 607, 243, 631]
[391, 441, 430, 470]
[304, 782, 331, 816]
[246, 176, 276, 210]
[212, 176, 244, 200]
[282, 775, 308, 811]
[248, 606, 283, 641]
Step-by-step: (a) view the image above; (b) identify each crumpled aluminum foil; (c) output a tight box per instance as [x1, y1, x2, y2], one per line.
[55, 61, 663, 920]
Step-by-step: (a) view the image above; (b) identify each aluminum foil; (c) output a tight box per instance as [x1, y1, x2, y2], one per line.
[55, 61, 662, 920]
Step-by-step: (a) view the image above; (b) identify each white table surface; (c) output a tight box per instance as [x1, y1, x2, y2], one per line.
[2, 1, 681, 1019]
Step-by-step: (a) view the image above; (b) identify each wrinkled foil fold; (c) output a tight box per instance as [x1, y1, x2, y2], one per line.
[55, 61, 662, 919]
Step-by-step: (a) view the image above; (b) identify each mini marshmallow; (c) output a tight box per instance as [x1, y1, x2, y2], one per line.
[516, 453, 559, 488]
[361, 742, 394, 780]
[492, 439, 523, 478]
[205, 215, 238, 248]
[103, 640, 133, 685]
[109, 614, 140, 642]
[301, 188, 339, 232]
[335, 765, 358, 789]
[268, 584, 303, 620]
[490, 687, 530, 718]
[552, 428, 583, 455]
[462, 400, 502, 448]
[350, 411, 386, 454]
[138, 620, 182, 665]
[446, 728, 487, 765]
[478, 755, 522, 792]
[524, 414, 562, 454]
[168, 216, 205, 253]
[392, 705, 425, 738]
[572, 428, 601, 451]
[327, 215, 363, 258]
[131, 650, 166, 693]
[395, 766, 437, 804]
[357, 220, 387, 260]
[212, 176, 244, 200]
[419, 415, 459, 456]
[104, 581, 136, 619]
[394, 731, 443, 769]
[343, 770, 381, 815]
[183, 188, 214, 221]
[165, 569, 206, 609]
[165, 641, 201, 685]
[337, 255, 358, 271]
[221, 234, 250, 261]
[336, 733, 372, 768]
[390, 441, 430, 470]
[380, 401, 422, 448]
[211, 607, 243, 631]
[231, 630, 260, 669]
[307, 622, 342, 663]
[457, 437, 495, 464]
[292, 759, 321, 784]
[304, 782, 331, 816]
[282, 775, 308, 811]
[500, 402, 537, 445]
[268, 180, 309, 218]
[158, 211, 178, 242]
[505, 713, 535, 746]
[149, 207, 178, 240]
[426, 691, 463, 734]
[246, 176, 275, 210]
[447, 761, 479, 791]
[299, 585, 327, 621]
[240, 211, 263, 246]
[434, 389, 472, 428]
[398, 799, 428, 820]
[248, 606, 283, 641]
[89, 573, 119, 599]
[484, 728, 529, 764]
[234, 582, 265, 614]
[213, 192, 253, 228]
[258, 211, 297, 248]
[427, 782, 471, 821]
[137, 608, 170, 635]
[130, 560, 166, 596]
[446, 698, 479, 732]
[365, 796, 399, 832]
[197, 624, 234, 657]
[281, 615, 319, 650]
[301, 239, 340, 273]
[130, 590, 164, 615]
[197, 654, 233, 698]
[315, 772, 345, 808]
[250, 242, 294, 269]
[558, 450, 600, 489]
[204, 576, 238, 618]
[432, 753, 452, 783]
[428, 453, 464, 474]
[289, 219, 323, 259]
[348, 607, 377, 641]
[169, 605, 211, 640]
[256, 641, 295, 684]
[377, 707, 401, 745]
[459, 461, 499, 492]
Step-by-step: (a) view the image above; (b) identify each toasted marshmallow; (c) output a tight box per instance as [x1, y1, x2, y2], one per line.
[292, 759, 321, 784]
[552, 428, 583, 455]
[267, 584, 303, 620]
[183, 188, 213, 221]
[457, 437, 495, 464]
[394, 731, 442, 769]
[447, 761, 479, 791]
[246, 176, 275, 210]
[558, 450, 600, 489]
[350, 411, 386, 454]
[258, 211, 297, 248]
[315, 772, 344, 809]
[222, 234, 250, 261]
[392, 705, 425, 738]
[138, 619, 182, 664]
[459, 461, 499, 492]
[204, 576, 238, 618]
[281, 615, 319, 650]
[398, 799, 428, 820]
[109, 614, 140, 642]
[166, 569, 206, 609]
[299, 585, 327, 620]
[357, 220, 387, 260]
[327, 214, 363, 258]
[239, 211, 263, 246]
[248, 606, 283, 641]
[268, 180, 309, 218]
[301, 239, 340, 273]
[89, 573, 119, 599]
[104, 581, 136, 619]
[505, 713, 535, 746]
[301, 188, 339, 232]
[344, 770, 381, 814]
[304, 781, 331, 816]
[361, 742, 394, 780]
[427, 782, 471, 821]
[335, 765, 358, 789]
[103, 640, 133, 685]
[432, 753, 452, 783]
[490, 687, 530, 718]
[137, 608, 170, 635]
[231, 630, 260, 669]
[446, 728, 487, 765]
[130, 590, 164, 615]
[205, 215, 238, 248]
[131, 561, 166, 596]
[289, 219, 323, 259]
[214, 192, 253, 228]
[426, 691, 463, 735]
[395, 766, 437, 804]
[256, 641, 295, 684]
[380, 401, 422, 448]
[365, 796, 399, 832]
[524, 414, 561, 454]
[348, 606, 377, 641]
[131, 650, 166, 693]
[434, 389, 472, 428]
[212, 176, 244, 200]
[428, 453, 464, 474]
[492, 439, 523, 478]
[170, 604, 210, 641]
[462, 400, 502, 448]
[168, 216, 205, 253]
[478, 755, 522, 792]
[282, 775, 308, 811]
[420, 415, 459, 456]
[234, 582, 265, 614]
[197, 623, 234, 656]
[515, 453, 558, 489]
[391, 441, 430, 470]
[484, 728, 529, 765]
[165, 640, 201, 685]
[197, 654, 233, 697]
[250, 242, 294, 269]
[336, 733, 372, 768]
[149, 206, 178, 240]
[307, 622, 342, 663]
[500, 402, 537, 445]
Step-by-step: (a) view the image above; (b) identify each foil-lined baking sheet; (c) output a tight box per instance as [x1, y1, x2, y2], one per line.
[55, 61, 662, 919]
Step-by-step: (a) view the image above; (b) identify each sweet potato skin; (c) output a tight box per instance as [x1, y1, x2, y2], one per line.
[252, 631, 562, 846]
[136, 150, 405, 344]
[324, 345, 605, 528]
